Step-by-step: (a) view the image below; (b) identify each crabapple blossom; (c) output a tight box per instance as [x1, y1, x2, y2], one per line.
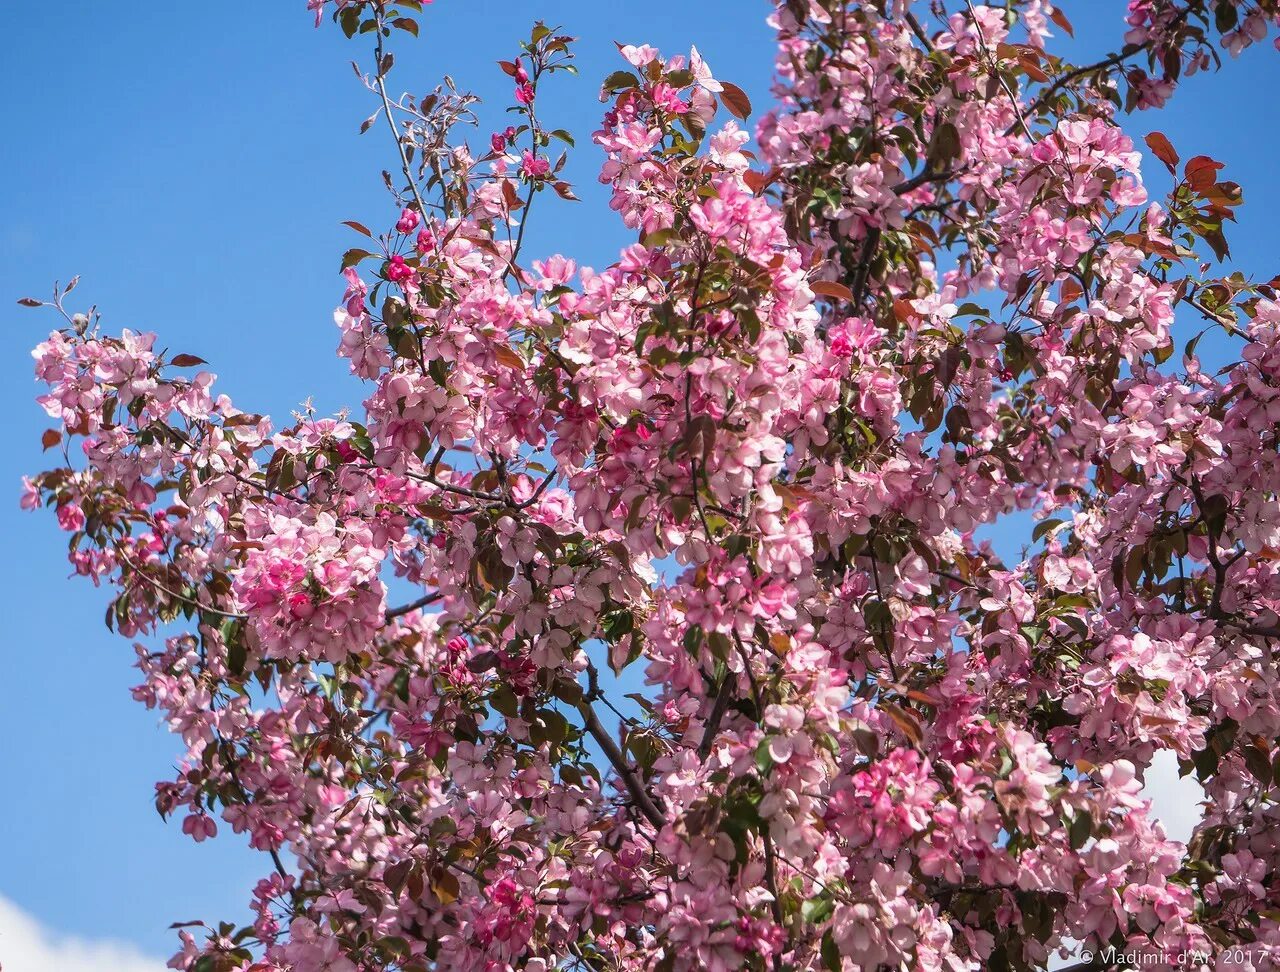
[22, 1, 1280, 970]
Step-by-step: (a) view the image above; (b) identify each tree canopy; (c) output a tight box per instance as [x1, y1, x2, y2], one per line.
[22, 1, 1280, 969]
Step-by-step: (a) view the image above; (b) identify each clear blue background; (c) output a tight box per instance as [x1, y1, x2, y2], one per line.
[1, 1, 1277, 960]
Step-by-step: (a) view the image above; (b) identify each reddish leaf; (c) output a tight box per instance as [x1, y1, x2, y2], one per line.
[880, 702, 925, 747]
[494, 344, 526, 371]
[17, 297, 43, 307]
[552, 181, 579, 201]
[742, 169, 770, 194]
[1200, 225, 1230, 262]
[1185, 155, 1224, 193]
[41, 429, 61, 451]
[811, 281, 854, 302]
[170, 354, 208, 367]
[1019, 56, 1049, 83]
[1049, 6, 1075, 36]
[501, 179, 521, 210]
[718, 81, 752, 120]
[342, 220, 373, 238]
[1144, 131, 1179, 173]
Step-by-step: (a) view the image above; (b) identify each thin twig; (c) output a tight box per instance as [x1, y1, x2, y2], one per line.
[697, 675, 735, 759]
[117, 550, 247, 621]
[373, 13, 429, 218]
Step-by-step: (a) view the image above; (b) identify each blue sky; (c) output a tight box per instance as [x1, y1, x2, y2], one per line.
[1, 2, 1278, 965]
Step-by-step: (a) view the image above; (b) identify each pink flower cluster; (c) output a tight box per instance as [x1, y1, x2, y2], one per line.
[232, 511, 386, 662]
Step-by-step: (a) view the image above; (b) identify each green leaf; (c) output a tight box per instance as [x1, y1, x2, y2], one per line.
[223, 619, 246, 676]
[755, 738, 778, 775]
[490, 684, 518, 718]
[801, 894, 835, 925]
[682, 624, 704, 654]
[1215, 0, 1239, 33]
[821, 931, 841, 970]
[1068, 812, 1093, 850]
[927, 121, 961, 171]
[342, 247, 375, 269]
[1032, 518, 1066, 543]
[339, 6, 360, 37]
[603, 70, 638, 93]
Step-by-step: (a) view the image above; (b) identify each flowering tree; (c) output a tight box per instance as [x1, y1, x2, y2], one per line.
[21, 0, 1280, 968]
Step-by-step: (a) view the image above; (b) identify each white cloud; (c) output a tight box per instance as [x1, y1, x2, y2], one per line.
[1142, 748, 1206, 845]
[1048, 752, 1206, 970]
[0, 896, 167, 972]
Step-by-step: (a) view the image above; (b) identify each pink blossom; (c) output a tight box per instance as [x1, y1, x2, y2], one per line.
[24, 3, 1280, 969]
[395, 207, 419, 234]
[520, 150, 550, 179]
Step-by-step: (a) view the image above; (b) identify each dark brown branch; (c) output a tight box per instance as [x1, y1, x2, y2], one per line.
[1015, 45, 1143, 130]
[905, 11, 935, 51]
[697, 675, 735, 759]
[117, 550, 247, 621]
[577, 697, 665, 830]
[849, 227, 882, 306]
[1221, 619, 1280, 640]
[385, 592, 442, 621]
[222, 744, 297, 903]
[892, 166, 957, 196]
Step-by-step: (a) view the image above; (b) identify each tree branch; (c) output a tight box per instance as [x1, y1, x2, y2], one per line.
[385, 592, 442, 620]
[697, 674, 735, 759]
[576, 697, 665, 830]
[373, 15, 429, 218]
